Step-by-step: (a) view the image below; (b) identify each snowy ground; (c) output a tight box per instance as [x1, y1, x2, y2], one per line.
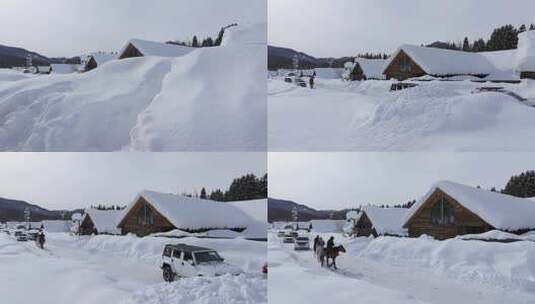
[268, 231, 535, 304]
[0, 23, 266, 151]
[268, 78, 535, 151]
[0, 233, 266, 304]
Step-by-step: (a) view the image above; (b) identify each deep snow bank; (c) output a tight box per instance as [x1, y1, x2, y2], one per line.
[346, 236, 535, 291]
[79, 234, 266, 273]
[121, 273, 266, 304]
[269, 78, 535, 151]
[0, 24, 266, 151]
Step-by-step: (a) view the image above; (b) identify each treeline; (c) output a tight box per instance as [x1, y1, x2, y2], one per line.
[182, 173, 268, 202]
[89, 204, 126, 211]
[501, 170, 535, 198]
[355, 52, 389, 60]
[426, 23, 535, 52]
[166, 23, 238, 48]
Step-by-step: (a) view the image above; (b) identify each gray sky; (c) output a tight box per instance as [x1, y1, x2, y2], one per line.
[269, 0, 535, 57]
[0, 0, 266, 57]
[0, 153, 266, 210]
[269, 153, 535, 210]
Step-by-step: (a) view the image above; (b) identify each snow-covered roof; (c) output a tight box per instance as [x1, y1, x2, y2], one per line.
[120, 191, 252, 231]
[385, 44, 497, 76]
[120, 39, 195, 58]
[228, 199, 266, 223]
[355, 58, 388, 79]
[84, 209, 122, 234]
[310, 219, 345, 232]
[517, 30, 535, 71]
[87, 53, 115, 65]
[50, 64, 79, 74]
[41, 220, 71, 233]
[362, 206, 408, 236]
[404, 181, 535, 231]
[221, 23, 266, 46]
[313, 68, 344, 79]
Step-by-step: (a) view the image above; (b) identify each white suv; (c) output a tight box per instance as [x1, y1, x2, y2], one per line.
[161, 243, 242, 281]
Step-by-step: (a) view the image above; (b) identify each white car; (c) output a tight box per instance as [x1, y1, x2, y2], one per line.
[161, 244, 242, 281]
[14, 231, 28, 241]
[294, 236, 310, 250]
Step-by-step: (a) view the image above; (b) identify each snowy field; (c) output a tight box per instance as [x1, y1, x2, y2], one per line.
[268, 231, 535, 304]
[0, 23, 266, 151]
[0, 233, 266, 304]
[268, 78, 535, 151]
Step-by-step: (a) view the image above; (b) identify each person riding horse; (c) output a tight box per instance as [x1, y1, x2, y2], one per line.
[37, 231, 46, 249]
[319, 236, 346, 269]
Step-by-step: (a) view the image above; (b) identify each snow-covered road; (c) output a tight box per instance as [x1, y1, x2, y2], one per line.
[268, 232, 534, 304]
[0, 233, 267, 304]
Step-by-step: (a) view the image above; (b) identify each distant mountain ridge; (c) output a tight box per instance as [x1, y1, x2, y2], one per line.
[268, 197, 348, 222]
[0, 196, 79, 222]
[0, 43, 80, 68]
[268, 45, 353, 71]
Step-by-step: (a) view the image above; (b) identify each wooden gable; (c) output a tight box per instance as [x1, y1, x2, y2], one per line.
[383, 50, 426, 81]
[117, 196, 175, 237]
[79, 215, 96, 235]
[354, 212, 377, 237]
[119, 43, 144, 60]
[405, 188, 494, 240]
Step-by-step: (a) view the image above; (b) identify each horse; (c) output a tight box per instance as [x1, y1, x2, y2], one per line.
[324, 245, 346, 270]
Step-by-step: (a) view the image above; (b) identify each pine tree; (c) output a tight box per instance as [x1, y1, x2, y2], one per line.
[530, 24, 535, 31]
[462, 37, 470, 51]
[200, 188, 207, 199]
[192, 36, 199, 48]
[502, 170, 535, 197]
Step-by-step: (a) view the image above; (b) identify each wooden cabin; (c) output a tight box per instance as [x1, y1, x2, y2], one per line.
[403, 181, 535, 240]
[79, 214, 97, 235]
[346, 207, 408, 237]
[83, 53, 115, 72]
[118, 39, 194, 60]
[116, 195, 175, 236]
[344, 59, 387, 81]
[383, 45, 496, 81]
[117, 190, 252, 237]
[79, 209, 122, 235]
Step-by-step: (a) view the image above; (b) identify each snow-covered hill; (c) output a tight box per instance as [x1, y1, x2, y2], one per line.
[269, 78, 535, 151]
[0, 23, 266, 151]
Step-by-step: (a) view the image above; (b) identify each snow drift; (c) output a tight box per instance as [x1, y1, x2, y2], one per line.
[0, 23, 266, 151]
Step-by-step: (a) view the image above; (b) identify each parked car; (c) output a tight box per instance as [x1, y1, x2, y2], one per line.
[160, 244, 242, 282]
[26, 229, 40, 241]
[294, 236, 310, 250]
[282, 234, 295, 243]
[14, 231, 28, 241]
[295, 77, 307, 87]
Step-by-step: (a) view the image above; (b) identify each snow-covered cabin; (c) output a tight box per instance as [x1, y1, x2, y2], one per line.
[116, 191, 252, 237]
[403, 181, 535, 240]
[383, 44, 498, 81]
[517, 30, 535, 79]
[36, 66, 52, 74]
[228, 199, 267, 239]
[83, 53, 115, 72]
[41, 220, 71, 233]
[118, 39, 195, 60]
[309, 219, 345, 233]
[344, 58, 387, 81]
[50, 63, 79, 74]
[313, 68, 344, 79]
[345, 207, 408, 237]
[79, 209, 123, 235]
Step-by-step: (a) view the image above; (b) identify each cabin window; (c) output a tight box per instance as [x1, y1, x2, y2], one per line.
[430, 196, 455, 225]
[400, 57, 412, 72]
[137, 204, 154, 225]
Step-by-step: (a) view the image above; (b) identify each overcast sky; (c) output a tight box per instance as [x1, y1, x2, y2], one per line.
[0, 153, 266, 210]
[269, 0, 535, 57]
[269, 153, 535, 210]
[0, 0, 266, 57]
